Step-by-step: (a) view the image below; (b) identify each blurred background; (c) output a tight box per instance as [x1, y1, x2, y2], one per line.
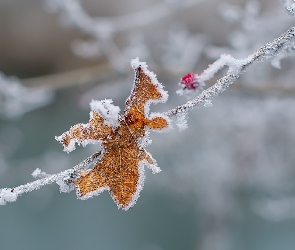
[1, 0, 295, 249]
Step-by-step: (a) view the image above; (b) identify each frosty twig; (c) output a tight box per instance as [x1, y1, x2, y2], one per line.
[165, 26, 295, 117]
[281, 0, 295, 16]
[0, 152, 100, 205]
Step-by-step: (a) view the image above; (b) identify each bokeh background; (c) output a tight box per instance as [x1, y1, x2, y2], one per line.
[1, 0, 295, 249]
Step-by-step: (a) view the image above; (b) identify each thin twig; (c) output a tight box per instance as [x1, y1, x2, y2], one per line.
[281, 0, 295, 16]
[165, 27, 295, 117]
[0, 152, 100, 204]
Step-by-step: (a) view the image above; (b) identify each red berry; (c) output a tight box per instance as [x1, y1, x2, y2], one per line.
[180, 73, 198, 90]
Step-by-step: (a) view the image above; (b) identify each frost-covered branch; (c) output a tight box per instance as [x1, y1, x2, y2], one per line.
[281, 0, 295, 16]
[1, 26, 295, 207]
[165, 26, 295, 117]
[0, 152, 100, 205]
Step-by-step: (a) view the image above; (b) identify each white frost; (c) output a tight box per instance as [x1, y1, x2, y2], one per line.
[56, 178, 75, 193]
[198, 54, 243, 83]
[176, 113, 188, 132]
[0, 188, 18, 205]
[90, 99, 120, 128]
[55, 133, 77, 153]
[32, 168, 42, 178]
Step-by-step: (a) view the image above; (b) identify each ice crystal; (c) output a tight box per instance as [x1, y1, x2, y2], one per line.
[0, 188, 18, 205]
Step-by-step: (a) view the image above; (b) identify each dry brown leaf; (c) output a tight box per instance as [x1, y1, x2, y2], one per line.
[56, 58, 170, 210]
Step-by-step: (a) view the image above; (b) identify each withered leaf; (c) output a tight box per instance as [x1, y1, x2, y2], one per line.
[56, 58, 170, 210]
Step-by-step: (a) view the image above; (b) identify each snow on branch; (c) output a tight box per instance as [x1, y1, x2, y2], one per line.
[282, 0, 295, 16]
[1, 26, 295, 209]
[0, 152, 101, 205]
[166, 26, 295, 117]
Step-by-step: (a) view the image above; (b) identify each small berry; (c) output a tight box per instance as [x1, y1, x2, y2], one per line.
[180, 73, 199, 90]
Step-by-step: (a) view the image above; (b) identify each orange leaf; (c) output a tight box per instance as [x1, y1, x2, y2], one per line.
[56, 58, 171, 210]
